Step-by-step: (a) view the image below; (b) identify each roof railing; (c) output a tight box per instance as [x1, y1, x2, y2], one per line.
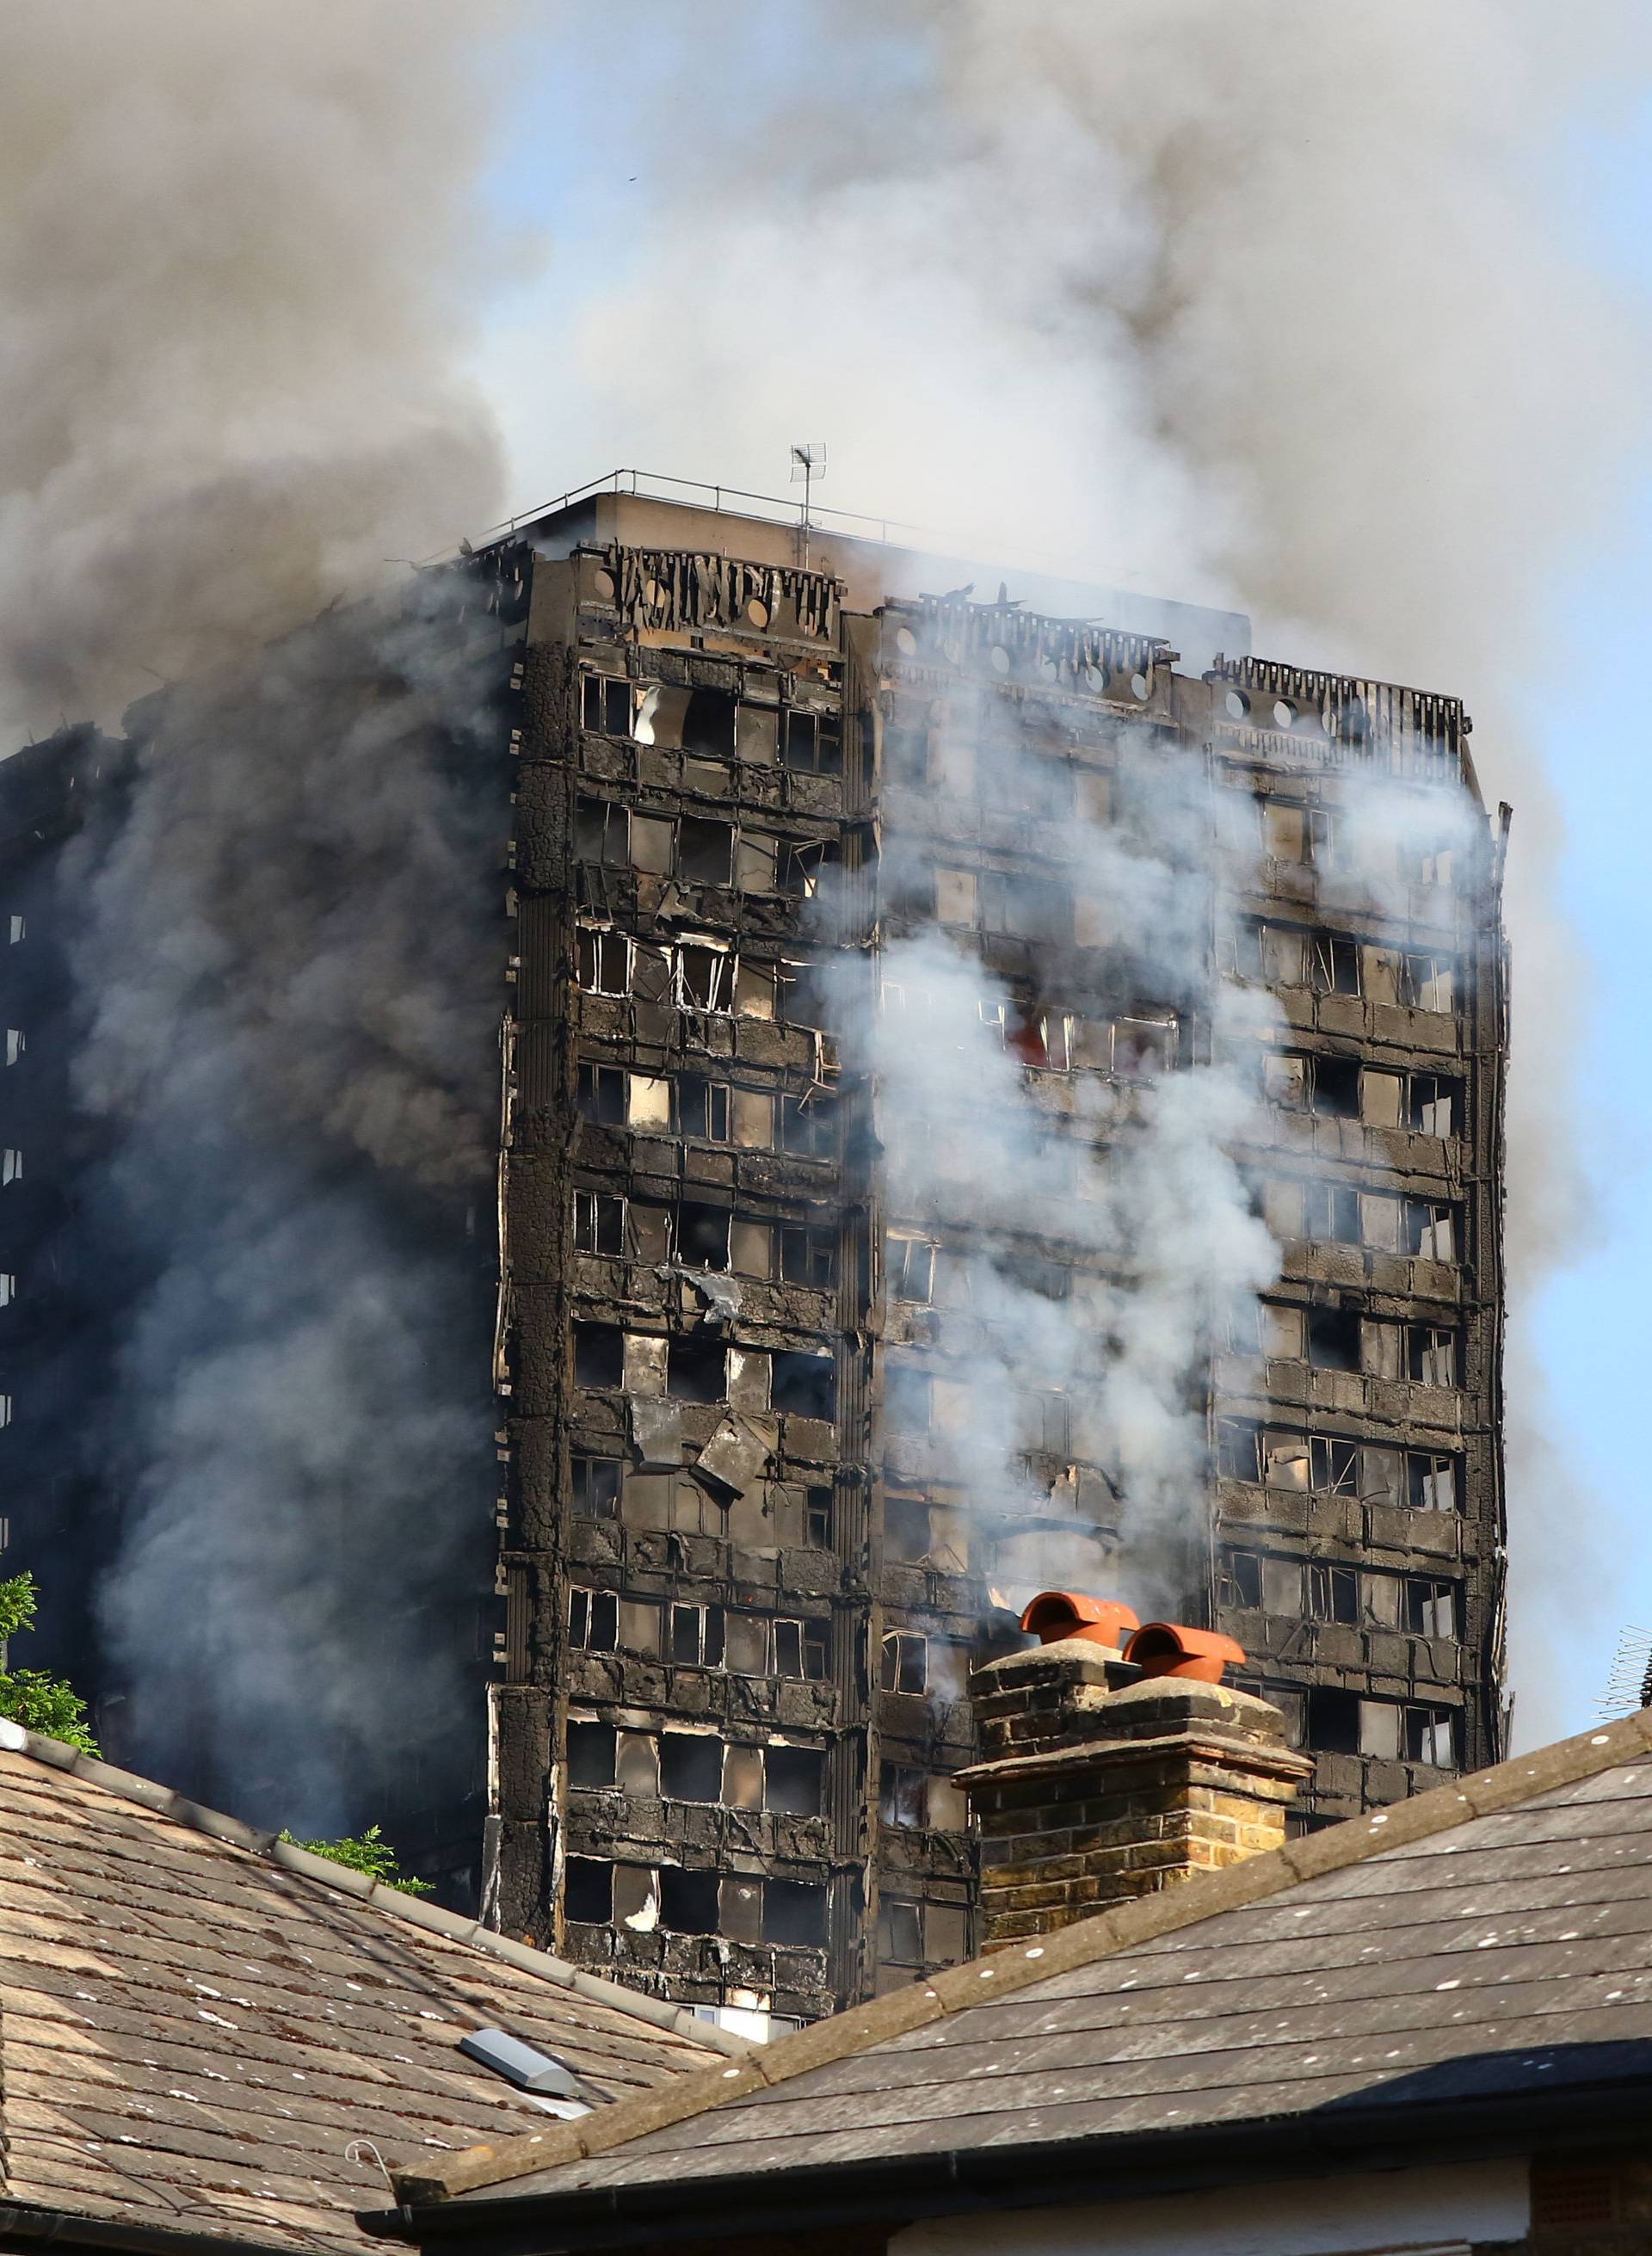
[471, 467, 921, 550]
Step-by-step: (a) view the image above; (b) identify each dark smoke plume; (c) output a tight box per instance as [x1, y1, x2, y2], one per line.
[0, 3, 521, 1829]
[66, 575, 509, 1830]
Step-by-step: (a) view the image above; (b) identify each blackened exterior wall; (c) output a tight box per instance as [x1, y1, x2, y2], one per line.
[490, 496, 1506, 2023]
[0, 488, 1504, 2018]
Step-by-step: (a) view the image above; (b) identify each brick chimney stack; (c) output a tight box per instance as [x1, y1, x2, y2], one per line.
[958, 1593, 1314, 1947]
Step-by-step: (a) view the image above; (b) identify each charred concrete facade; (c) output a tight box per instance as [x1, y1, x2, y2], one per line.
[486, 489, 1507, 2028]
[0, 481, 1505, 2021]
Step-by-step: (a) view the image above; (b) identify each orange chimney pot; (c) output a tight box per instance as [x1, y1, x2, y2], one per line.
[1124, 1621, 1248, 1685]
[1019, 1591, 1141, 1650]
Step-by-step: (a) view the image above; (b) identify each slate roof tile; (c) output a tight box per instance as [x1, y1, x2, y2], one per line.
[394, 1710, 1652, 2219]
[0, 1729, 738, 2251]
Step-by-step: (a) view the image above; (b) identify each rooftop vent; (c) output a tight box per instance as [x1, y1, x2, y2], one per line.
[458, 2029, 591, 2118]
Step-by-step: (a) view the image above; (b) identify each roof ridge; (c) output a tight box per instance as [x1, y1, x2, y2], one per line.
[0, 1720, 748, 2060]
[386, 1704, 1652, 2204]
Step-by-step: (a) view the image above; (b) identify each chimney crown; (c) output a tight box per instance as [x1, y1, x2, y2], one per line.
[962, 1595, 1313, 1949]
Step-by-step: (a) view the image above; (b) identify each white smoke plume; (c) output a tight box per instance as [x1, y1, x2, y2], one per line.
[486, 0, 1652, 1735]
[840, 707, 1281, 1615]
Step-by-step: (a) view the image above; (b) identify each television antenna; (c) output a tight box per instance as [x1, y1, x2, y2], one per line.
[1596, 1624, 1652, 1718]
[790, 443, 826, 566]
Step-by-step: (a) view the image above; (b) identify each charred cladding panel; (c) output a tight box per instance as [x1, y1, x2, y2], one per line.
[487, 507, 1505, 2024]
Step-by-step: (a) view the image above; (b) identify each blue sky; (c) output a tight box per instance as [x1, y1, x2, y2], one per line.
[478, 31, 1652, 1745]
[1525, 511, 1652, 1732]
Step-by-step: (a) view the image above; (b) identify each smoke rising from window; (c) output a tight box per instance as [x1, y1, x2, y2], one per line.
[848, 701, 1285, 1617]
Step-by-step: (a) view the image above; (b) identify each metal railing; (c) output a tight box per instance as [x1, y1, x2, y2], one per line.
[470, 467, 922, 550]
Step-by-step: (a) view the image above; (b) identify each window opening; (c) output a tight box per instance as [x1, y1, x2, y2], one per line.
[669, 1602, 724, 1669]
[784, 710, 843, 774]
[576, 1063, 625, 1125]
[567, 1587, 618, 1652]
[582, 675, 632, 737]
[576, 926, 629, 996]
[573, 1323, 624, 1390]
[564, 1857, 613, 1921]
[879, 1630, 928, 1695]
[887, 1235, 937, 1304]
[571, 1455, 622, 1519]
[567, 1721, 616, 1788]
[773, 1352, 835, 1421]
[573, 1190, 626, 1255]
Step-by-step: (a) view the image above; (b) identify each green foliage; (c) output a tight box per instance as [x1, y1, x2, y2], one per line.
[0, 1573, 99, 1754]
[280, 1822, 433, 1895]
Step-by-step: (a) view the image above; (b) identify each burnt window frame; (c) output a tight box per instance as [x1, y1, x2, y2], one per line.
[675, 937, 737, 1014]
[1402, 1703, 1457, 1767]
[780, 838, 841, 899]
[669, 1601, 726, 1668]
[1217, 1547, 1264, 1611]
[771, 1616, 830, 1682]
[1407, 1324, 1459, 1386]
[783, 708, 843, 776]
[878, 1628, 928, 1696]
[573, 1188, 626, 1256]
[675, 1074, 732, 1143]
[804, 1485, 834, 1547]
[571, 1454, 623, 1520]
[1402, 1576, 1458, 1638]
[887, 1233, 938, 1304]
[574, 794, 630, 867]
[780, 1224, 838, 1291]
[575, 924, 630, 997]
[1305, 1560, 1358, 1624]
[1409, 1071, 1459, 1137]
[581, 674, 633, 737]
[567, 1586, 619, 1653]
[1309, 933, 1361, 997]
[1304, 1180, 1362, 1246]
[780, 1093, 838, 1161]
[576, 1062, 626, 1125]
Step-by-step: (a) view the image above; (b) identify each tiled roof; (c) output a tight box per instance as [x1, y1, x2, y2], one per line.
[0, 1723, 740, 2252]
[381, 1708, 1652, 2229]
